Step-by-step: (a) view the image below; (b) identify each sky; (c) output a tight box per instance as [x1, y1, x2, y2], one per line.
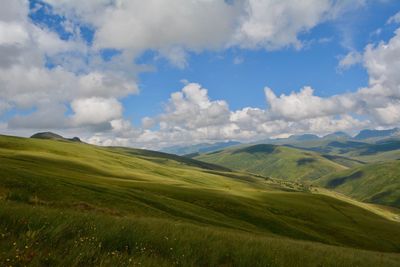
[1, 0, 400, 149]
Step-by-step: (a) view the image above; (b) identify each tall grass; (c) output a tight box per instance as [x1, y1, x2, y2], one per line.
[1, 202, 399, 267]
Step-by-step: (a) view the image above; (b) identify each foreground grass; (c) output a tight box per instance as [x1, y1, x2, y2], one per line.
[1, 202, 400, 267]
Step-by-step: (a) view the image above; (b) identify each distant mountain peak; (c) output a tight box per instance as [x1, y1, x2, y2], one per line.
[290, 134, 320, 141]
[161, 140, 241, 155]
[323, 131, 350, 139]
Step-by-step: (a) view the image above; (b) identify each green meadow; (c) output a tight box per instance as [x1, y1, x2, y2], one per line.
[1, 135, 400, 266]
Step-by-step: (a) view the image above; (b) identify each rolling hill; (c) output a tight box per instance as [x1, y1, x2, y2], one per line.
[193, 144, 349, 181]
[316, 160, 400, 208]
[1, 135, 400, 266]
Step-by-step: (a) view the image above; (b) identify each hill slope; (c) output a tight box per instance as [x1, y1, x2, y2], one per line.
[1, 135, 400, 266]
[316, 160, 400, 208]
[193, 144, 348, 181]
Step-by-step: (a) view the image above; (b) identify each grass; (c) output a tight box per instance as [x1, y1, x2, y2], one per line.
[1, 135, 400, 266]
[194, 144, 347, 181]
[311, 187, 400, 222]
[316, 160, 400, 208]
[1, 202, 400, 267]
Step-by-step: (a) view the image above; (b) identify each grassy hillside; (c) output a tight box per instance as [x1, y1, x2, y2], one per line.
[194, 144, 348, 181]
[1, 135, 400, 266]
[344, 139, 400, 163]
[316, 160, 400, 208]
[291, 138, 400, 163]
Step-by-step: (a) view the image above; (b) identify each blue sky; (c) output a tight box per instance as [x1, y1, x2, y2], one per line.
[1, 0, 400, 148]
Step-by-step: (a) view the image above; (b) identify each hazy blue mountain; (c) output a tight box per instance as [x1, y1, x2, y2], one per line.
[323, 131, 351, 139]
[258, 134, 321, 145]
[293, 134, 320, 141]
[354, 128, 400, 140]
[160, 141, 241, 155]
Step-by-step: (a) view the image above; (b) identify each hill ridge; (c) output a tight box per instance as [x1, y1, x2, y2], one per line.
[31, 131, 82, 142]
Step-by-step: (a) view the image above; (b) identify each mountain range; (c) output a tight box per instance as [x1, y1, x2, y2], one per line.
[161, 128, 400, 156]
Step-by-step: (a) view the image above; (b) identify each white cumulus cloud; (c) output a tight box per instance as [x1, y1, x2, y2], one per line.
[70, 97, 123, 126]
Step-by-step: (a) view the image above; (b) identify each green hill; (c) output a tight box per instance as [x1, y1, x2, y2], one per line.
[31, 131, 82, 142]
[341, 139, 400, 163]
[193, 144, 348, 181]
[316, 160, 400, 208]
[1, 135, 400, 266]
